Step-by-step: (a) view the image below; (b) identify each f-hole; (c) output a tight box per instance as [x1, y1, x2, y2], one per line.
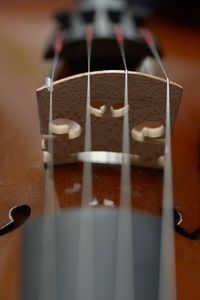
[0, 205, 31, 236]
[174, 209, 200, 240]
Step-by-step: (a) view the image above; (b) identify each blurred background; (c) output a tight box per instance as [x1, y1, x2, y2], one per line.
[131, 0, 200, 24]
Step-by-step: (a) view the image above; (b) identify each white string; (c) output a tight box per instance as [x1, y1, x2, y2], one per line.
[81, 25, 93, 205]
[114, 24, 135, 300]
[141, 28, 176, 300]
[76, 24, 95, 300]
[38, 32, 64, 300]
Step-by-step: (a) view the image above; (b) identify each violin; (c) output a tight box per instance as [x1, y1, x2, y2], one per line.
[1, 0, 200, 299]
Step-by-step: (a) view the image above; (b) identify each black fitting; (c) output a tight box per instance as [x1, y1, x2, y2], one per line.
[108, 9, 122, 23]
[81, 10, 95, 24]
[55, 11, 70, 30]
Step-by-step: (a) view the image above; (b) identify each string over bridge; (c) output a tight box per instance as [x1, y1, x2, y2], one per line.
[37, 71, 182, 169]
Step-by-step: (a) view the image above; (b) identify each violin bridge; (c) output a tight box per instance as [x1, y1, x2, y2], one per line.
[37, 70, 182, 169]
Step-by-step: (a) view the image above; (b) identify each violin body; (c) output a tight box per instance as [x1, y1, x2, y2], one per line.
[1, 1, 200, 299]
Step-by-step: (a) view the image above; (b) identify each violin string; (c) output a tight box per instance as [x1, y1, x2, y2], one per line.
[44, 31, 65, 212]
[81, 24, 93, 206]
[141, 28, 176, 300]
[51, 32, 64, 80]
[76, 24, 95, 300]
[113, 24, 135, 300]
[38, 31, 64, 300]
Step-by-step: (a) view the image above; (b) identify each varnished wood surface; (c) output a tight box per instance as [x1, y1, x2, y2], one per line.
[0, 1, 200, 299]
